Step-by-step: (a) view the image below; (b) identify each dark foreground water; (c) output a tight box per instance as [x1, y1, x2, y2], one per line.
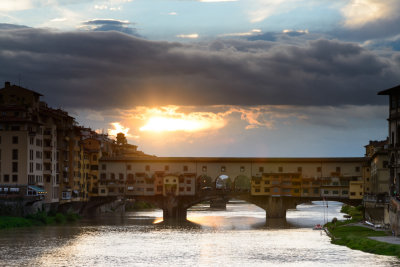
[0, 201, 399, 266]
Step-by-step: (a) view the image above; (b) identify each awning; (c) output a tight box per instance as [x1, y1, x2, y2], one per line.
[28, 186, 47, 194]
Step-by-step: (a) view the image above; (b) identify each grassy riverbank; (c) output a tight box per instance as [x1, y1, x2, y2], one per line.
[0, 211, 80, 230]
[325, 205, 400, 258]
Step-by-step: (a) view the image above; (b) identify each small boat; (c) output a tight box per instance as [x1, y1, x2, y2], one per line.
[313, 224, 324, 230]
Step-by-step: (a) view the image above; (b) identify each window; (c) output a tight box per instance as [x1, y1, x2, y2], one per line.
[314, 188, 319, 194]
[297, 167, 302, 172]
[350, 192, 356, 196]
[100, 173, 106, 179]
[221, 166, 226, 172]
[332, 190, 339, 195]
[4, 174, 9, 182]
[202, 166, 207, 172]
[355, 166, 360, 172]
[240, 166, 245, 172]
[186, 180, 191, 184]
[12, 162, 18, 172]
[12, 175, 17, 182]
[278, 167, 283, 172]
[317, 167, 322, 172]
[29, 150, 33, 160]
[165, 165, 169, 171]
[110, 173, 115, 180]
[36, 163, 41, 171]
[324, 190, 329, 194]
[179, 187, 184, 192]
[342, 190, 348, 194]
[186, 187, 191, 191]
[264, 188, 270, 193]
[145, 165, 150, 171]
[119, 173, 124, 180]
[259, 167, 264, 173]
[183, 165, 188, 172]
[12, 149, 18, 160]
[336, 167, 341, 173]
[303, 189, 309, 193]
[255, 188, 260, 192]
[101, 164, 106, 170]
[127, 164, 131, 170]
[12, 136, 18, 144]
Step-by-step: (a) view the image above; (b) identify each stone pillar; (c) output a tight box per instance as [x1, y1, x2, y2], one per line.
[265, 197, 293, 219]
[163, 206, 187, 221]
[162, 195, 187, 221]
[210, 198, 228, 209]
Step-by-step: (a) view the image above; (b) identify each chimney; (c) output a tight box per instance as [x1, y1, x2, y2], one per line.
[4, 81, 10, 88]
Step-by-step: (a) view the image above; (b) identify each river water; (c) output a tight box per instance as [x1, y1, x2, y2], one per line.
[0, 201, 399, 266]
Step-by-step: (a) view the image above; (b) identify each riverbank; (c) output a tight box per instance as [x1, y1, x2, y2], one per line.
[0, 211, 80, 230]
[326, 205, 400, 258]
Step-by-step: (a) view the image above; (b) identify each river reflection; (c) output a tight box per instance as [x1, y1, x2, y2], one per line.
[0, 201, 399, 266]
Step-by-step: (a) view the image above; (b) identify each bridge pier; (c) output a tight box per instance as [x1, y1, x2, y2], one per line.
[210, 198, 228, 209]
[163, 207, 187, 221]
[161, 195, 188, 221]
[265, 197, 287, 218]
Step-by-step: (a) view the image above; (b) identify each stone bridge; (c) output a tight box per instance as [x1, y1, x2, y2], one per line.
[131, 191, 362, 221]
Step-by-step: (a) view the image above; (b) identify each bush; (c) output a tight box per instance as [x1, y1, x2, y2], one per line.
[55, 213, 66, 223]
[65, 212, 80, 222]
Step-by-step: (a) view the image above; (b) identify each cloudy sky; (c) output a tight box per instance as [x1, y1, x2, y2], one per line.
[1, 0, 399, 157]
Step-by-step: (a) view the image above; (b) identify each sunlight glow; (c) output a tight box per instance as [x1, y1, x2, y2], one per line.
[140, 117, 211, 132]
[108, 122, 131, 137]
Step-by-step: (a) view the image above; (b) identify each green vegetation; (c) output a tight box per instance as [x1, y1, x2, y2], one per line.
[0, 211, 80, 230]
[325, 204, 400, 258]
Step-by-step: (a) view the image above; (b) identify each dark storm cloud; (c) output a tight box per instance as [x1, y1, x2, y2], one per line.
[81, 19, 140, 36]
[0, 25, 398, 109]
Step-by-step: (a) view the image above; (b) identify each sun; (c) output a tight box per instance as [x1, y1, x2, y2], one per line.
[139, 117, 209, 132]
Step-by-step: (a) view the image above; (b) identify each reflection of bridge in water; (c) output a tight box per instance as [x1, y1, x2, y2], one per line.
[132, 190, 362, 221]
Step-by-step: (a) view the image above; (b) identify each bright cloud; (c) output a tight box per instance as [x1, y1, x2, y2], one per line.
[248, 0, 302, 23]
[341, 0, 399, 28]
[108, 122, 132, 137]
[176, 33, 199, 39]
[0, 0, 32, 11]
[134, 106, 226, 133]
[220, 29, 262, 37]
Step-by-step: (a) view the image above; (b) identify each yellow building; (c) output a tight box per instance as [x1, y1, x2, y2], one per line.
[349, 181, 364, 199]
[251, 173, 302, 197]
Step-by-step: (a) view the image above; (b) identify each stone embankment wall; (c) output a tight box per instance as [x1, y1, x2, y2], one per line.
[0, 199, 48, 216]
